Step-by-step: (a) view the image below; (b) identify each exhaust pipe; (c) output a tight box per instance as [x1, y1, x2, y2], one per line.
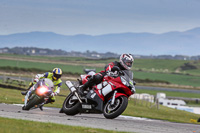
[65, 81, 82, 103]
[65, 81, 77, 93]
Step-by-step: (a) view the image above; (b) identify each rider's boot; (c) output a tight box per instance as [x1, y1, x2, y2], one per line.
[77, 85, 85, 96]
[45, 98, 55, 104]
[77, 76, 95, 96]
[77, 84, 89, 96]
[38, 103, 45, 111]
[39, 98, 55, 111]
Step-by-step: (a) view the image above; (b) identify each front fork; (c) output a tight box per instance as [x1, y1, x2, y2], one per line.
[74, 91, 82, 103]
[111, 90, 117, 106]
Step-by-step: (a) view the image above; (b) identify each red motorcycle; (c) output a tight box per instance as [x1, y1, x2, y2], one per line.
[61, 67, 136, 119]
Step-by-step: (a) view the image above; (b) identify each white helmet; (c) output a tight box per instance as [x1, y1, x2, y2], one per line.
[119, 54, 134, 70]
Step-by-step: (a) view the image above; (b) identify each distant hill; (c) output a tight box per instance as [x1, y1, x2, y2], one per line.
[0, 27, 200, 56]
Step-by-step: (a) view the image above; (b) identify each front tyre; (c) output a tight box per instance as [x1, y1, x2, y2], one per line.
[62, 93, 81, 115]
[103, 96, 128, 119]
[23, 95, 42, 110]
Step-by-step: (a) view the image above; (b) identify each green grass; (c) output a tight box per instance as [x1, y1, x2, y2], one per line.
[185, 69, 200, 76]
[134, 71, 200, 87]
[123, 100, 200, 123]
[0, 59, 100, 74]
[136, 88, 200, 98]
[133, 59, 200, 75]
[2, 53, 200, 73]
[1, 54, 200, 87]
[133, 58, 188, 71]
[0, 117, 124, 133]
[0, 53, 114, 64]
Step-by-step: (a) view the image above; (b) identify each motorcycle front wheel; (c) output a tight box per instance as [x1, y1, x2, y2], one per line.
[62, 93, 81, 115]
[23, 95, 42, 110]
[103, 96, 128, 119]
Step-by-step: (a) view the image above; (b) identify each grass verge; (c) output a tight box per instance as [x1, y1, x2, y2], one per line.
[0, 117, 125, 133]
[124, 100, 200, 123]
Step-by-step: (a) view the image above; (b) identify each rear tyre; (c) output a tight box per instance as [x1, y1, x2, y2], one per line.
[62, 93, 81, 115]
[103, 96, 128, 119]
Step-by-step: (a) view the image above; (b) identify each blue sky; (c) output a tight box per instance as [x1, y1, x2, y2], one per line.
[0, 0, 200, 35]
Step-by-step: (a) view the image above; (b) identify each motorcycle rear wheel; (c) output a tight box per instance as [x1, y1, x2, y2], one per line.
[103, 96, 128, 119]
[62, 93, 81, 115]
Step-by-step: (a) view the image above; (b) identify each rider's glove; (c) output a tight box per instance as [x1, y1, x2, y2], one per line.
[51, 92, 55, 97]
[51, 92, 57, 97]
[107, 71, 118, 77]
[34, 74, 40, 82]
[34, 78, 39, 82]
[106, 71, 112, 76]
[34, 74, 44, 82]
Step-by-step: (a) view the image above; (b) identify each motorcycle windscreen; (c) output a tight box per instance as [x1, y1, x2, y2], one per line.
[123, 70, 133, 80]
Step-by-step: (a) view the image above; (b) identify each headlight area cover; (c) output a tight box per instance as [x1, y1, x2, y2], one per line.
[36, 86, 48, 96]
[121, 76, 134, 88]
[121, 76, 128, 86]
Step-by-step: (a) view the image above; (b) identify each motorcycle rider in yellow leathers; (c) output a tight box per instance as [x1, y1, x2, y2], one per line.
[22, 68, 62, 110]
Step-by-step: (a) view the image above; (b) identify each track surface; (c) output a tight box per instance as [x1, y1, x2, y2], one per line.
[0, 103, 199, 133]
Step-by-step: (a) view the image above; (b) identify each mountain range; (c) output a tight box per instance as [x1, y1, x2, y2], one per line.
[0, 27, 200, 56]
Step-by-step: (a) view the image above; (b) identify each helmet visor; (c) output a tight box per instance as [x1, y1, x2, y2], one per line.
[53, 74, 61, 80]
[125, 60, 132, 67]
[123, 58, 133, 68]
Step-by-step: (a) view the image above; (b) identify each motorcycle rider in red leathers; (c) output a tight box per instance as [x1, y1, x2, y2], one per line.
[78, 53, 134, 96]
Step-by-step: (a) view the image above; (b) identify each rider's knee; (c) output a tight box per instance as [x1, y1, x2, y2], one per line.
[94, 74, 103, 84]
[47, 98, 55, 103]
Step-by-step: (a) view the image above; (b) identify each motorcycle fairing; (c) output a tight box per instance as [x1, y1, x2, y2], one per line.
[85, 89, 104, 112]
[93, 76, 131, 101]
[81, 74, 91, 84]
[115, 93, 128, 98]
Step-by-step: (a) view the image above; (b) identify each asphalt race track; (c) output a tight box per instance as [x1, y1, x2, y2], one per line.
[0, 103, 199, 133]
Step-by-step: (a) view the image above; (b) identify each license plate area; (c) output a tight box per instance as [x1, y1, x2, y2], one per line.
[82, 104, 92, 109]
